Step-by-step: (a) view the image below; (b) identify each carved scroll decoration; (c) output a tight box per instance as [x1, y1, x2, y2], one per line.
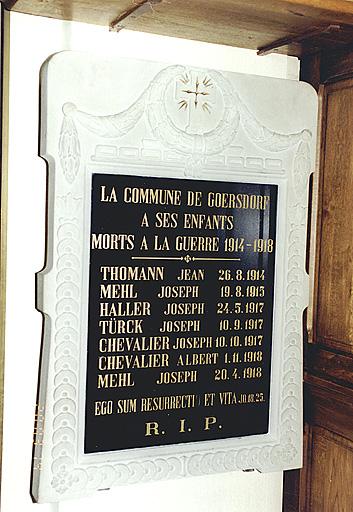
[59, 66, 311, 182]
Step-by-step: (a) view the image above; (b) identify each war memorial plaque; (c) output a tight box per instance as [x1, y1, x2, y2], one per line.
[32, 52, 317, 502]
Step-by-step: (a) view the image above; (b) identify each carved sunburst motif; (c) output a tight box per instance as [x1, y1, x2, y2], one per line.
[178, 75, 213, 113]
[180, 73, 190, 85]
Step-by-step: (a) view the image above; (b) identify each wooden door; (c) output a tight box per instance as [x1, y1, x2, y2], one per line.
[284, 59, 353, 512]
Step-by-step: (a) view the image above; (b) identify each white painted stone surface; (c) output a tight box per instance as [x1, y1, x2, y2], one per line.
[1, 11, 304, 512]
[31, 50, 317, 503]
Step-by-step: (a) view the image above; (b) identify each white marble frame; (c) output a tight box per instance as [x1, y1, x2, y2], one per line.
[32, 52, 317, 503]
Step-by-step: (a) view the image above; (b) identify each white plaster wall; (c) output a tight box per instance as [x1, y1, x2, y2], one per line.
[1, 11, 299, 512]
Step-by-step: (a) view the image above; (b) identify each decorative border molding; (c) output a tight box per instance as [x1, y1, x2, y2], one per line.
[32, 54, 317, 503]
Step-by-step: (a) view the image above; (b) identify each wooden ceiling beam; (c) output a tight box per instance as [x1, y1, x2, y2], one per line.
[3, 0, 353, 57]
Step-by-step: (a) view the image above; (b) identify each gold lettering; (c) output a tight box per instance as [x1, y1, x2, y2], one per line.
[155, 212, 178, 228]
[99, 319, 143, 334]
[100, 185, 117, 202]
[176, 268, 205, 281]
[99, 301, 151, 317]
[94, 400, 113, 415]
[204, 416, 217, 430]
[183, 213, 234, 230]
[163, 302, 204, 315]
[155, 370, 198, 385]
[154, 235, 170, 251]
[100, 284, 138, 299]
[124, 187, 181, 206]
[157, 285, 199, 299]
[172, 336, 213, 350]
[140, 394, 198, 412]
[140, 236, 148, 250]
[175, 236, 219, 252]
[204, 393, 215, 406]
[159, 320, 201, 333]
[98, 353, 169, 370]
[141, 212, 149, 227]
[99, 336, 170, 353]
[100, 266, 164, 281]
[187, 190, 202, 206]
[91, 233, 134, 250]
[145, 422, 161, 436]
[219, 391, 237, 405]
[117, 399, 137, 414]
[97, 372, 135, 388]
[179, 418, 190, 432]
[207, 192, 270, 210]
[177, 352, 218, 366]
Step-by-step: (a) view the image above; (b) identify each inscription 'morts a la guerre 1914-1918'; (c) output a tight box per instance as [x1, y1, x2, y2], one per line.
[85, 173, 278, 453]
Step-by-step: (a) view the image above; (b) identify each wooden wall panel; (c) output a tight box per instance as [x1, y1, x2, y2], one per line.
[306, 345, 353, 387]
[309, 427, 353, 512]
[283, 60, 353, 512]
[304, 376, 353, 443]
[316, 79, 353, 353]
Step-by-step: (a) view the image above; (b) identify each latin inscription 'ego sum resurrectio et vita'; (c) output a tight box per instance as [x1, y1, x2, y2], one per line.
[85, 174, 278, 453]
